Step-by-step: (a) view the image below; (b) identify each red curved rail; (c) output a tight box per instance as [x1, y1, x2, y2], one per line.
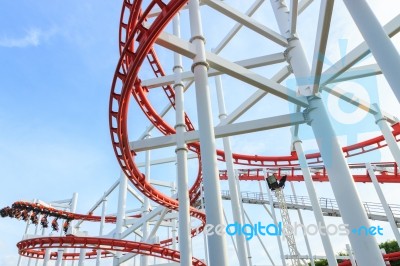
[338, 251, 400, 265]
[17, 236, 206, 265]
[220, 162, 400, 183]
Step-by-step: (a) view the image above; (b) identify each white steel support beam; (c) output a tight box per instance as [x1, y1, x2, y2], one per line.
[322, 84, 398, 124]
[96, 195, 107, 266]
[136, 153, 198, 167]
[141, 132, 151, 266]
[289, 182, 315, 266]
[373, 104, 400, 167]
[43, 246, 51, 266]
[310, 0, 334, 94]
[55, 249, 64, 266]
[156, 31, 308, 107]
[113, 172, 128, 266]
[147, 208, 169, 241]
[289, 0, 298, 35]
[366, 163, 400, 244]
[346, 244, 357, 266]
[343, 0, 400, 103]
[298, 0, 313, 14]
[127, 184, 144, 203]
[130, 113, 305, 152]
[78, 248, 86, 266]
[271, 0, 385, 264]
[142, 53, 286, 89]
[63, 193, 78, 266]
[215, 75, 249, 266]
[292, 137, 337, 266]
[75, 180, 119, 228]
[173, 13, 193, 266]
[320, 14, 400, 86]
[204, 0, 287, 46]
[243, 209, 275, 266]
[329, 64, 381, 83]
[122, 206, 164, 238]
[222, 210, 239, 261]
[218, 66, 291, 126]
[306, 96, 385, 266]
[188, 0, 229, 264]
[119, 209, 170, 264]
[213, 0, 264, 53]
[200, 187, 209, 265]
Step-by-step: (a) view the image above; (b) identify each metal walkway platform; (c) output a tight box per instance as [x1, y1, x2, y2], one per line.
[221, 190, 400, 226]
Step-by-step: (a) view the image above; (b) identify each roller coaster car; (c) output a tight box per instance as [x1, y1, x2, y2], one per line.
[0, 207, 10, 218]
[30, 212, 39, 225]
[41, 216, 49, 228]
[21, 210, 29, 221]
[14, 209, 22, 220]
[51, 219, 59, 232]
[63, 221, 70, 234]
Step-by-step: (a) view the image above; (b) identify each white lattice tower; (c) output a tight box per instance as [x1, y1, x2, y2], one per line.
[275, 188, 303, 266]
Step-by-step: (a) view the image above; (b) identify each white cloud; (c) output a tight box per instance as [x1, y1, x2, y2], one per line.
[0, 27, 58, 48]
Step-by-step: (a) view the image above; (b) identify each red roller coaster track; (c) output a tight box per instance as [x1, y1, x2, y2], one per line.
[2, 0, 399, 264]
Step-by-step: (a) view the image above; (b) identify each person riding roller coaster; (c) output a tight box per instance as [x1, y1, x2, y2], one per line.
[266, 174, 287, 191]
[63, 220, 71, 234]
[51, 218, 59, 232]
[41, 215, 48, 228]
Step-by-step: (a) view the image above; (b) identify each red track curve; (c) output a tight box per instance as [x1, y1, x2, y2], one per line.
[17, 236, 206, 265]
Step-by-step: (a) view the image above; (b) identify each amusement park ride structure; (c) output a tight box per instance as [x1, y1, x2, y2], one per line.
[2, 0, 400, 265]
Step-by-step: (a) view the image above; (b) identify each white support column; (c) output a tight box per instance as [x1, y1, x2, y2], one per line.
[223, 210, 239, 260]
[306, 95, 385, 266]
[173, 13, 193, 266]
[373, 103, 400, 167]
[18, 206, 32, 266]
[141, 132, 151, 266]
[114, 172, 128, 266]
[346, 244, 357, 266]
[200, 185, 209, 266]
[188, 0, 228, 265]
[65, 193, 79, 266]
[96, 194, 107, 266]
[243, 208, 275, 266]
[289, 182, 315, 266]
[264, 169, 286, 266]
[366, 163, 400, 244]
[28, 213, 42, 266]
[234, 172, 253, 266]
[78, 248, 86, 266]
[56, 249, 64, 266]
[215, 73, 249, 266]
[43, 248, 51, 266]
[292, 137, 337, 266]
[270, 1, 385, 264]
[343, 0, 400, 103]
[36, 226, 47, 266]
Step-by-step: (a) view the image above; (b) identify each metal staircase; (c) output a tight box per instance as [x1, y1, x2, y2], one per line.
[275, 188, 304, 266]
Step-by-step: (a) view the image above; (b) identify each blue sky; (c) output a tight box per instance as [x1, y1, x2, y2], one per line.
[1, 0, 400, 265]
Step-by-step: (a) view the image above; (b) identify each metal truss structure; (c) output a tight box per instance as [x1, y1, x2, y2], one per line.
[3, 0, 400, 266]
